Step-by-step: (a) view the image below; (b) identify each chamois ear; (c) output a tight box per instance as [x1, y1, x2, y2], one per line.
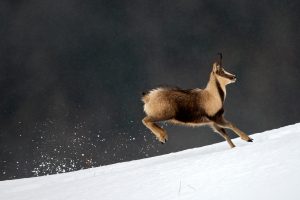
[212, 62, 219, 73]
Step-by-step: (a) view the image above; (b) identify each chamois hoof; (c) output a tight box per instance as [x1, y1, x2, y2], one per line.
[247, 138, 253, 142]
[160, 139, 167, 144]
[158, 138, 167, 144]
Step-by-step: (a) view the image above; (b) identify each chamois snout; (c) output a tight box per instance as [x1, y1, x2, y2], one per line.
[230, 74, 237, 83]
[224, 72, 236, 84]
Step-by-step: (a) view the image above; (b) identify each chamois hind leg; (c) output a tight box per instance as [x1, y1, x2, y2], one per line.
[142, 116, 169, 144]
[211, 124, 235, 148]
[215, 117, 253, 142]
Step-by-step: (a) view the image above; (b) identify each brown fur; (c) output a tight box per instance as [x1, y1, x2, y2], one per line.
[142, 57, 253, 148]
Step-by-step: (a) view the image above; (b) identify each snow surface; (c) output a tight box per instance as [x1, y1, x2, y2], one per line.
[1, 123, 300, 200]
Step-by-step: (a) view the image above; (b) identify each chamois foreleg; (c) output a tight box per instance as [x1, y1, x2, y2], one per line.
[214, 117, 253, 142]
[142, 116, 169, 144]
[211, 124, 236, 148]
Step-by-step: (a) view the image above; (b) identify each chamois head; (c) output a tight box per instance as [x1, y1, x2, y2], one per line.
[212, 53, 236, 85]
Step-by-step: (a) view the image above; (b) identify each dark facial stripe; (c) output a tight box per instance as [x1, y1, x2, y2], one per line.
[216, 80, 225, 102]
[217, 69, 235, 80]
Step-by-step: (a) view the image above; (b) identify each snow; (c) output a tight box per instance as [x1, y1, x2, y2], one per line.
[1, 123, 300, 200]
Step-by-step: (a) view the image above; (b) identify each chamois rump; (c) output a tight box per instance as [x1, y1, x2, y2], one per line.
[141, 53, 253, 148]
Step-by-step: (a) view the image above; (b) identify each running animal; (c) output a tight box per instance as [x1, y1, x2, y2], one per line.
[141, 53, 253, 148]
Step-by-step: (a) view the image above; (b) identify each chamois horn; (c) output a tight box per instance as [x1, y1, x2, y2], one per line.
[217, 52, 223, 66]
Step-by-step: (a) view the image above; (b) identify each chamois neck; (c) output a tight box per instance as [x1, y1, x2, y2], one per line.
[205, 73, 226, 102]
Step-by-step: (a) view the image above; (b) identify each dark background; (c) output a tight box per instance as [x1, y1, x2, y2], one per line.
[0, 0, 299, 180]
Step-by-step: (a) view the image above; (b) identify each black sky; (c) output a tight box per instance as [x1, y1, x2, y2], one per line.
[0, 0, 299, 180]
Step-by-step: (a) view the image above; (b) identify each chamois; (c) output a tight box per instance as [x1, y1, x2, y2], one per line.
[141, 53, 253, 148]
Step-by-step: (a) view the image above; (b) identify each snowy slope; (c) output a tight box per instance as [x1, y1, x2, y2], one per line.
[1, 123, 300, 200]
